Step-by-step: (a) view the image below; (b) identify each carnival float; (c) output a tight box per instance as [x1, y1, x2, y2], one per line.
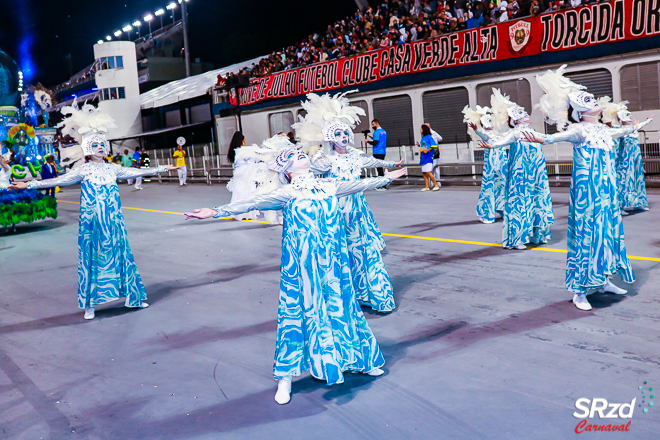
[0, 48, 58, 231]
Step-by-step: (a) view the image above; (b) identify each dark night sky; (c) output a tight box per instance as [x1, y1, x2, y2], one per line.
[0, 0, 358, 87]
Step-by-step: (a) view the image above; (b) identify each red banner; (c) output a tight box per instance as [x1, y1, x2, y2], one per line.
[234, 0, 660, 106]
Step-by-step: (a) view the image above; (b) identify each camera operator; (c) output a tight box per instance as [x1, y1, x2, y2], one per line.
[366, 119, 388, 191]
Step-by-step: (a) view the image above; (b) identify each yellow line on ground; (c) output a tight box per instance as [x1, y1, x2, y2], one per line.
[56, 199, 660, 262]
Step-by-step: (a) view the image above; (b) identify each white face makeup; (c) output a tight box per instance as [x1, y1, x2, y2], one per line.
[570, 91, 600, 121]
[508, 105, 530, 126]
[81, 132, 109, 158]
[618, 110, 633, 124]
[323, 121, 354, 147]
[331, 126, 351, 149]
[289, 151, 311, 171]
[481, 114, 493, 130]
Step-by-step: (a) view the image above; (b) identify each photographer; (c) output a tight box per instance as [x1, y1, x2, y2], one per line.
[366, 119, 388, 191]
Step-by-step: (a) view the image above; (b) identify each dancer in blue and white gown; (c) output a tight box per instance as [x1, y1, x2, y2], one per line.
[479, 89, 554, 249]
[185, 148, 407, 404]
[295, 92, 403, 312]
[463, 105, 507, 224]
[527, 65, 653, 311]
[600, 98, 651, 212]
[10, 102, 178, 320]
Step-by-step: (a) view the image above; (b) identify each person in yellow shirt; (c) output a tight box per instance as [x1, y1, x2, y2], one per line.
[173, 145, 187, 186]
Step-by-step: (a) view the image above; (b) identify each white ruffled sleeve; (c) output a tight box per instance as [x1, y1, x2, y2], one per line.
[213, 189, 291, 218]
[26, 168, 84, 189]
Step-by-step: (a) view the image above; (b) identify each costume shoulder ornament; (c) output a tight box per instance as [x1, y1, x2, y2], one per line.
[292, 91, 366, 149]
[57, 99, 117, 156]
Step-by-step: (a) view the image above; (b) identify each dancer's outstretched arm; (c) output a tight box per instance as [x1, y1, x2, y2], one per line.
[11, 167, 85, 190]
[523, 125, 584, 145]
[361, 155, 404, 169]
[335, 168, 406, 198]
[185, 189, 291, 220]
[607, 118, 654, 140]
[116, 164, 177, 180]
[479, 130, 519, 149]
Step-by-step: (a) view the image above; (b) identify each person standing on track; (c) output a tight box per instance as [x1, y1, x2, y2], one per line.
[173, 144, 188, 186]
[367, 119, 389, 191]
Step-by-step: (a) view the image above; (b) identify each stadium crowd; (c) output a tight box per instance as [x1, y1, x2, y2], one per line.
[217, 0, 609, 87]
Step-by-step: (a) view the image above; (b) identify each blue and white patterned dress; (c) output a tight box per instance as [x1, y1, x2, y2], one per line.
[543, 122, 636, 293]
[27, 162, 168, 308]
[311, 148, 396, 312]
[213, 173, 391, 384]
[616, 132, 649, 211]
[475, 129, 508, 223]
[487, 127, 554, 249]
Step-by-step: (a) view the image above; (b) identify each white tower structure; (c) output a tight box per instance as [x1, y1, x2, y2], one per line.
[93, 41, 141, 151]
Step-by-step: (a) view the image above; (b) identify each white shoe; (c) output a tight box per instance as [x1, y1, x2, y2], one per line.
[274, 377, 292, 405]
[480, 219, 494, 224]
[366, 368, 384, 377]
[621, 210, 629, 216]
[572, 294, 593, 311]
[84, 308, 95, 320]
[431, 186, 440, 191]
[138, 302, 150, 308]
[597, 279, 627, 295]
[374, 187, 387, 192]
[183, 183, 187, 186]
[135, 186, 142, 190]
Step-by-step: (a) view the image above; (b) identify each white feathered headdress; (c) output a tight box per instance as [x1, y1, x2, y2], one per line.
[57, 99, 117, 156]
[462, 105, 492, 130]
[292, 91, 366, 148]
[536, 64, 595, 130]
[490, 89, 514, 132]
[598, 96, 631, 126]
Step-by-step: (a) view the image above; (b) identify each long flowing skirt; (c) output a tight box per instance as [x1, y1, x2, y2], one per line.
[274, 197, 384, 385]
[501, 141, 554, 248]
[339, 192, 394, 312]
[78, 181, 146, 308]
[476, 148, 508, 223]
[616, 136, 649, 211]
[566, 147, 634, 293]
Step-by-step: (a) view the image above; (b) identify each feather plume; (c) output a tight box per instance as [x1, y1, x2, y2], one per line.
[57, 99, 117, 143]
[490, 89, 514, 133]
[292, 91, 366, 148]
[535, 64, 585, 130]
[598, 96, 629, 125]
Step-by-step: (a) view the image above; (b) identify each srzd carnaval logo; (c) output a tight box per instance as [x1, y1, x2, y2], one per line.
[572, 382, 655, 433]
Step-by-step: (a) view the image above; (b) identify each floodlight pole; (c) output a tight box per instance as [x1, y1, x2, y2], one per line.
[182, 0, 191, 77]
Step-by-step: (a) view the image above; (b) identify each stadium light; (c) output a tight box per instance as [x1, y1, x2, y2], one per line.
[97, 40, 104, 44]
[166, 2, 177, 10]
[133, 20, 142, 38]
[144, 14, 154, 35]
[122, 25, 132, 32]
[155, 8, 165, 29]
[114, 30, 122, 37]
[106, 35, 112, 41]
